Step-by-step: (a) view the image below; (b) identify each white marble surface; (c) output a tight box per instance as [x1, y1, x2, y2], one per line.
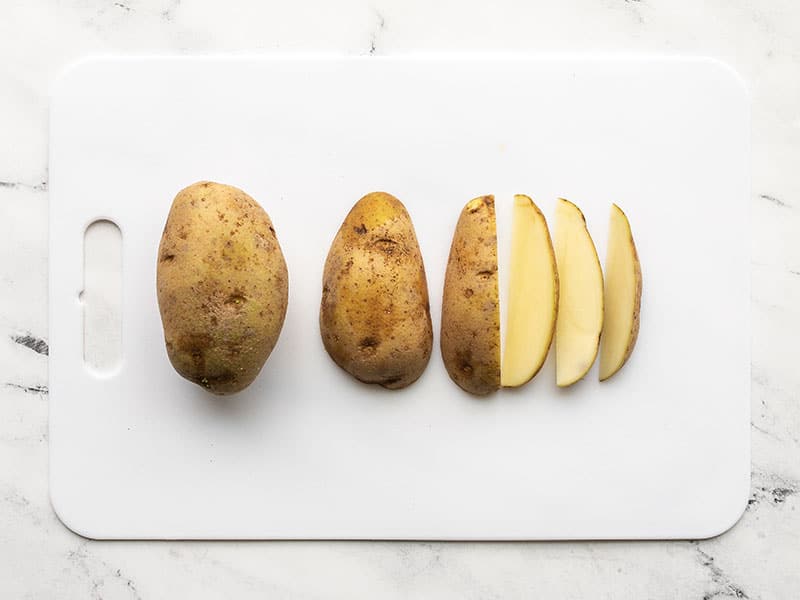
[0, 0, 798, 597]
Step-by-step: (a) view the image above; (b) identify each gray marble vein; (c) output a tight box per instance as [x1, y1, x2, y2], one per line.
[10, 332, 49, 356]
[748, 470, 799, 510]
[0, 180, 48, 192]
[4, 382, 49, 395]
[759, 193, 790, 208]
[692, 543, 752, 600]
[368, 9, 386, 55]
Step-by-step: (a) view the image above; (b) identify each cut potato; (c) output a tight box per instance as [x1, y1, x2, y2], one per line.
[320, 192, 433, 389]
[599, 204, 642, 381]
[554, 198, 604, 387]
[440, 195, 500, 395]
[501, 195, 559, 387]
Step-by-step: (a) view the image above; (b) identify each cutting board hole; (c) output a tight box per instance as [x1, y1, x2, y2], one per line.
[82, 220, 122, 375]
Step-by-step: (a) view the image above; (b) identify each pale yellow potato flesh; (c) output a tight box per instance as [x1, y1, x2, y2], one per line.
[599, 204, 642, 381]
[554, 198, 604, 387]
[500, 195, 559, 387]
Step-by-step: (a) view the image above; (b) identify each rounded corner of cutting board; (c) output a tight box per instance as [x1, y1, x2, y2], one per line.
[51, 55, 124, 103]
[690, 467, 752, 541]
[699, 57, 750, 95]
[50, 484, 105, 541]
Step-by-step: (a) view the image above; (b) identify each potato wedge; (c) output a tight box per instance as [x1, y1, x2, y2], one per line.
[599, 203, 642, 380]
[554, 198, 604, 387]
[501, 194, 559, 387]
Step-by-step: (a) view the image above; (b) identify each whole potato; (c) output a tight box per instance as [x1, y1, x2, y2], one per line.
[157, 181, 288, 394]
[320, 192, 433, 389]
[440, 195, 500, 395]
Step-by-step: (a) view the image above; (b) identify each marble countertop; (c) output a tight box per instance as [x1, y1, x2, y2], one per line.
[1, 1, 798, 597]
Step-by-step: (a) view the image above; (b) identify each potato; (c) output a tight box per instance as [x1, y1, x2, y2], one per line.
[440, 195, 500, 395]
[501, 194, 559, 388]
[553, 198, 603, 387]
[599, 203, 642, 381]
[156, 181, 288, 394]
[320, 192, 433, 389]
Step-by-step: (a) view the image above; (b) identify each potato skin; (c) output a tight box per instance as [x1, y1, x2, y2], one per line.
[440, 195, 500, 395]
[157, 181, 288, 394]
[621, 208, 643, 371]
[320, 192, 433, 389]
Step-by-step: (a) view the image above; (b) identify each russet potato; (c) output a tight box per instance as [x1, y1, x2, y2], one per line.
[320, 192, 433, 389]
[157, 181, 288, 394]
[440, 195, 501, 395]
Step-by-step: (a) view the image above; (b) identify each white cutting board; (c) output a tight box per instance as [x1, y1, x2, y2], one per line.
[49, 56, 750, 540]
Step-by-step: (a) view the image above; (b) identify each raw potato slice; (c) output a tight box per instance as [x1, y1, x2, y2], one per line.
[554, 198, 604, 387]
[501, 195, 559, 387]
[599, 204, 642, 380]
[440, 195, 500, 395]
